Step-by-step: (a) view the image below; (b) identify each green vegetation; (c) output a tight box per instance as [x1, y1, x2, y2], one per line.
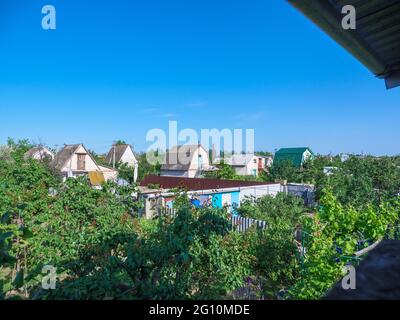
[204, 162, 266, 182]
[1, 140, 399, 300]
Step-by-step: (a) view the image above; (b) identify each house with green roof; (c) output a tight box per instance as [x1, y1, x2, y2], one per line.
[273, 147, 314, 167]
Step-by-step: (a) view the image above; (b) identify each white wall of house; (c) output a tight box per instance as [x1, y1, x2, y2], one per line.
[233, 166, 248, 176]
[31, 148, 54, 161]
[98, 165, 118, 181]
[120, 146, 138, 167]
[232, 155, 261, 176]
[140, 183, 284, 218]
[162, 145, 210, 178]
[247, 156, 260, 176]
[188, 146, 210, 171]
[302, 150, 313, 163]
[239, 184, 283, 202]
[61, 146, 99, 173]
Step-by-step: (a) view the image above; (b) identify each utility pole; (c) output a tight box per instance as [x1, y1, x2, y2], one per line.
[113, 143, 116, 169]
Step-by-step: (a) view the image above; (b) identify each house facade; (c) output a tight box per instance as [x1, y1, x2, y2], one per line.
[106, 144, 138, 167]
[223, 154, 259, 176]
[105, 144, 139, 182]
[24, 146, 54, 161]
[52, 144, 118, 183]
[161, 144, 216, 178]
[274, 147, 314, 167]
[139, 175, 283, 218]
[223, 154, 272, 177]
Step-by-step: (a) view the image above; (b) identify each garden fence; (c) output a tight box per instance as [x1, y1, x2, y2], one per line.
[160, 208, 268, 233]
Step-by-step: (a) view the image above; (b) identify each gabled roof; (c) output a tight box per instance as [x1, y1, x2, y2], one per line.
[105, 144, 131, 165]
[162, 144, 206, 171]
[24, 146, 54, 160]
[52, 144, 82, 170]
[274, 147, 314, 167]
[225, 154, 255, 167]
[275, 147, 312, 155]
[140, 175, 274, 192]
[52, 144, 100, 172]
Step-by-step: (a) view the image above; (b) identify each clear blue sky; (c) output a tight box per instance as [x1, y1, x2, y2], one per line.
[1, 0, 399, 155]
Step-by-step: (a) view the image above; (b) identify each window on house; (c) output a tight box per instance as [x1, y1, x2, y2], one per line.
[186, 151, 191, 157]
[77, 154, 86, 170]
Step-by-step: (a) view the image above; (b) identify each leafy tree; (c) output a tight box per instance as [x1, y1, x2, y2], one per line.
[137, 153, 161, 182]
[237, 193, 306, 297]
[289, 189, 400, 299]
[204, 162, 238, 180]
[268, 160, 301, 183]
[238, 193, 306, 224]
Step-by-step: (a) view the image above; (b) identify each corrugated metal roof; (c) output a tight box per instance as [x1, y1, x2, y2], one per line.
[274, 147, 313, 167]
[140, 175, 274, 192]
[288, 0, 400, 89]
[275, 147, 312, 155]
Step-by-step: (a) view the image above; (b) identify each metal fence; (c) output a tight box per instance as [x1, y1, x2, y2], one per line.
[160, 208, 268, 233]
[231, 215, 268, 232]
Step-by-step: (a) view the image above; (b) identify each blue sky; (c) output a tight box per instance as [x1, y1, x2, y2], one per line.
[0, 0, 399, 155]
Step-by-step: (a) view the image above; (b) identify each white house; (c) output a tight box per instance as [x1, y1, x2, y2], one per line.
[224, 154, 267, 177]
[161, 144, 217, 178]
[139, 175, 283, 219]
[52, 144, 117, 183]
[258, 155, 273, 168]
[105, 144, 139, 182]
[24, 146, 54, 161]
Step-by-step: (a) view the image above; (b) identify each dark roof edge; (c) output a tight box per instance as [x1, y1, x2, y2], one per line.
[288, 0, 388, 77]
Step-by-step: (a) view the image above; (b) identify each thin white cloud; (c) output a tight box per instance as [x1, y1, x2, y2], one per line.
[163, 113, 177, 118]
[232, 111, 266, 123]
[141, 107, 159, 114]
[185, 101, 208, 108]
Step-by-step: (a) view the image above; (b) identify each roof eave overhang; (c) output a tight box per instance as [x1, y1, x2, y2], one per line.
[288, 0, 398, 89]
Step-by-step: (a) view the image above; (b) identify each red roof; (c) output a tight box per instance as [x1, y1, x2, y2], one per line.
[140, 175, 274, 191]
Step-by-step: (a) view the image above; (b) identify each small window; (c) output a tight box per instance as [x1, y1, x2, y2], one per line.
[186, 151, 191, 157]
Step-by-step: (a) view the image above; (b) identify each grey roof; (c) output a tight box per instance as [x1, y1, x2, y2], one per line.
[51, 144, 81, 171]
[161, 145, 204, 171]
[105, 144, 130, 165]
[288, 0, 400, 89]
